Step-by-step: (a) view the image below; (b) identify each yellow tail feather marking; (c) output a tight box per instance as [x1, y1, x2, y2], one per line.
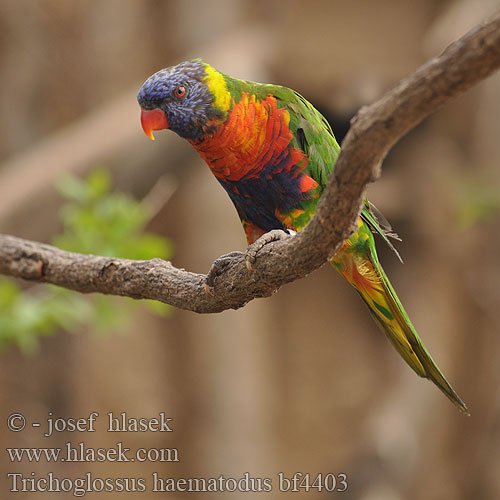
[337, 254, 426, 376]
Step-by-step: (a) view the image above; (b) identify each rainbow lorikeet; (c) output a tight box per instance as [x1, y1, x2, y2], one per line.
[137, 59, 468, 414]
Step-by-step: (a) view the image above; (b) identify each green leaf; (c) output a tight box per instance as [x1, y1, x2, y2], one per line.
[1, 167, 174, 352]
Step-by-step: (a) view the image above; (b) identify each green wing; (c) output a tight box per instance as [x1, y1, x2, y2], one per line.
[270, 85, 403, 259]
[262, 85, 340, 188]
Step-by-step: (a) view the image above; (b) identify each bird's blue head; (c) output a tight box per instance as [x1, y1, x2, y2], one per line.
[137, 59, 226, 142]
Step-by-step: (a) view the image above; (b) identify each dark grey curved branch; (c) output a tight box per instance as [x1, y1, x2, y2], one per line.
[1, 12, 499, 313]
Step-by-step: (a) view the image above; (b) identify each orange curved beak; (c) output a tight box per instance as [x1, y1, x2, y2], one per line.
[140, 108, 169, 140]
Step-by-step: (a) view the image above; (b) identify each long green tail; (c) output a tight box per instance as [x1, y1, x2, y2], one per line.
[331, 220, 469, 415]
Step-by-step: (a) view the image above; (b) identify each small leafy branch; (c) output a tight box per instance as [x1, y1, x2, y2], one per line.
[0, 169, 171, 352]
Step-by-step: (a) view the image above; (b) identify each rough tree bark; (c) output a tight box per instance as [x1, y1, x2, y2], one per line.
[0, 12, 499, 313]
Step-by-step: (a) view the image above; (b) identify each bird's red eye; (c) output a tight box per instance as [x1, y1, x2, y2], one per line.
[174, 86, 186, 98]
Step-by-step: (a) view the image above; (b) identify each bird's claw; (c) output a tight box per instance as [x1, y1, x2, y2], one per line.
[204, 230, 295, 295]
[245, 258, 254, 272]
[204, 251, 245, 296]
[245, 229, 295, 271]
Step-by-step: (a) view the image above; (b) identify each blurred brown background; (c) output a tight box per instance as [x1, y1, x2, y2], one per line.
[1, 0, 500, 498]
